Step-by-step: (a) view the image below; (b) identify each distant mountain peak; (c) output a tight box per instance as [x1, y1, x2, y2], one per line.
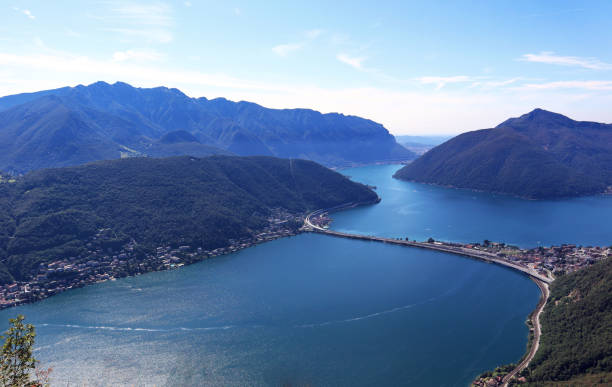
[0, 81, 416, 172]
[496, 108, 574, 129]
[524, 108, 568, 120]
[395, 110, 612, 199]
[90, 80, 112, 88]
[529, 107, 551, 114]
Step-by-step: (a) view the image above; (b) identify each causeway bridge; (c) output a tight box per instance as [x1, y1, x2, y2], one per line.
[305, 208, 552, 284]
[304, 206, 552, 384]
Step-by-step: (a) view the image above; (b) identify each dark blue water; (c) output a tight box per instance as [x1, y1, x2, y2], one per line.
[3, 164, 606, 386]
[335, 165, 612, 248]
[2, 235, 538, 386]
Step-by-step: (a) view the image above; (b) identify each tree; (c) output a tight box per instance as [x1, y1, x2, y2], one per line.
[427, 237, 435, 243]
[0, 315, 44, 387]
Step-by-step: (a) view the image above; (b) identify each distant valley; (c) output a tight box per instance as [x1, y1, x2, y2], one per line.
[0, 81, 414, 174]
[394, 135, 452, 155]
[394, 109, 612, 199]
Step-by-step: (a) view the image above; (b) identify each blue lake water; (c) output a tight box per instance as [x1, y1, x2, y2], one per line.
[2, 164, 610, 386]
[336, 165, 612, 248]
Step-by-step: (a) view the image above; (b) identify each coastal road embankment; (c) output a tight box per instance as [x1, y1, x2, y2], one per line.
[305, 207, 552, 386]
[305, 209, 552, 284]
[501, 279, 549, 386]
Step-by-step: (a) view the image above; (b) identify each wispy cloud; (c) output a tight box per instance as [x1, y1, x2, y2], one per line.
[330, 33, 350, 46]
[523, 8, 584, 19]
[272, 29, 324, 57]
[2, 50, 612, 134]
[521, 80, 612, 91]
[33, 37, 46, 48]
[272, 43, 303, 57]
[0, 51, 292, 92]
[233, 7, 241, 16]
[65, 28, 82, 38]
[13, 7, 35, 20]
[112, 49, 164, 62]
[106, 28, 173, 43]
[95, 2, 174, 43]
[22, 9, 35, 19]
[336, 53, 366, 71]
[305, 29, 323, 39]
[470, 78, 522, 89]
[416, 76, 473, 90]
[108, 2, 173, 26]
[521, 51, 612, 70]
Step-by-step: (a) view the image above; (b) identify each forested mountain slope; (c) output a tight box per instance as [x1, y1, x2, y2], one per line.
[525, 258, 611, 384]
[394, 109, 612, 199]
[0, 81, 414, 173]
[0, 156, 378, 284]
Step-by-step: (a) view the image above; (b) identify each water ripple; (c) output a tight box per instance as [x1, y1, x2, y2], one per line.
[37, 323, 244, 332]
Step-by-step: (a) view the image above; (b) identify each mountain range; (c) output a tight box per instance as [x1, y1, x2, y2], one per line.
[394, 109, 612, 199]
[0, 81, 414, 173]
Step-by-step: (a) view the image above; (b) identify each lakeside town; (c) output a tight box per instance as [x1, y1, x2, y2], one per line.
[0, 208, 304, 309]
[1, 209, 610, 310]
[308, 212, 612, 281]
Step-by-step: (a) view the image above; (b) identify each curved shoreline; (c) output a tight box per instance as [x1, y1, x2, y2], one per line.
[392, 175, 610, 201]
[305, 209, 551, 284]
[305, 206, 552, 386]
[501, 279, 549, 386]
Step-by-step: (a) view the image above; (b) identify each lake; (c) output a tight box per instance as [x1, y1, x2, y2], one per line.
[335, 165, 612, 248]
[2, 164, 610, 386]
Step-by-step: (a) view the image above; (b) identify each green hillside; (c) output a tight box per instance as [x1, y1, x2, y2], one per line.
[525, 258, 612, 384]
[394, 109, 612, 199]
[0, 156, 378, 284]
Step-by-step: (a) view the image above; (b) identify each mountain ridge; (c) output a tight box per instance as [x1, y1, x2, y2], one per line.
[0, 82, 415, 173]
[393, 109, 612, 199]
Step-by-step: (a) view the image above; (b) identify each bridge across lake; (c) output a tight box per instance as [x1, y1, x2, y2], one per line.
[305, 207, 552, 384]
[305, 209, 552, 284]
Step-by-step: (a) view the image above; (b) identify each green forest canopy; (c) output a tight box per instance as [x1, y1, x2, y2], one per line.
[527, 258, 611, 383]
[0, 155, 378, 284]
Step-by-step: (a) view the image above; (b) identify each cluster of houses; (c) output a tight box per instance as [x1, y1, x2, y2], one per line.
[467, 241, 611, 277]
[0, 209, 305, 309]
[308, 213, 332, 229]
[2, 203, 608, 310]
[312, 211, 609, 281]
[472, 374, 528, 386]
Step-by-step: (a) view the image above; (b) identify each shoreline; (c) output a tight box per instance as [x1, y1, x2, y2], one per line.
[305, 208, 554, 284]
[0, 229, 304, 310]
[471, 279, 549, 387]
[392, 176, 612, 201]
[304, 206, 607, 387]
[0, 210, 306, 310]
[0, 201, 382, 311]
[501, 279, 549, 386]
[0, 201, 592, 387]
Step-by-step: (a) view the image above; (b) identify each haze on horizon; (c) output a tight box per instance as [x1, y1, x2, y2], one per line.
[1, 0, 612, 135]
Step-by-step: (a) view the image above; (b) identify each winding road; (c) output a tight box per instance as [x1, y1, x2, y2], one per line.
[501, 279, 549, 386]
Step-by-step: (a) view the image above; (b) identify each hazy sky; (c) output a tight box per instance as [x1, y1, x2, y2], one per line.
[2, 0, 612, 134]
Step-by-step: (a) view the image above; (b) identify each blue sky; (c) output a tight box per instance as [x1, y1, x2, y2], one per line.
[1, 1, 612, 134]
